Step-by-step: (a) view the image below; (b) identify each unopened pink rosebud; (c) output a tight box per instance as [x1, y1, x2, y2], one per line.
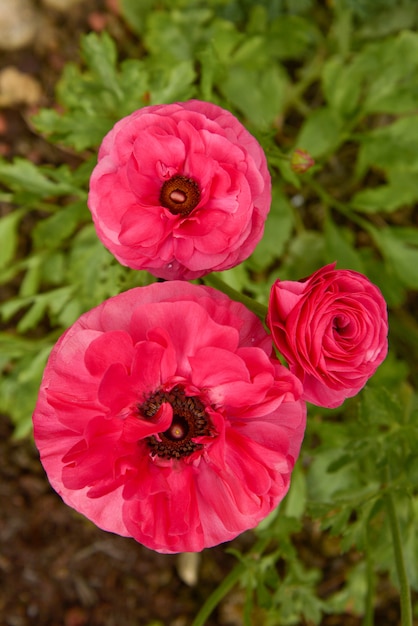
[290, 148, 315, 174]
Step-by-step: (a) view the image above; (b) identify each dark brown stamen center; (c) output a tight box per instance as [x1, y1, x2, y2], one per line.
[159, 175, 200, 216]
[139, 386, 211, 459]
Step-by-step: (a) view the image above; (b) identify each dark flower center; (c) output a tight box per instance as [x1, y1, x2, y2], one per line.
[139, 386, 212, 459]
[159, 175, 200, 216]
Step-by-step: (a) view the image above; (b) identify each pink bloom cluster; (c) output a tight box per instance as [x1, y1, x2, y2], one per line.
[88, 100, 271, 280]
[33, 282, 306, 553]
[267, 264, 388, 408]
[33, 99, 389, 554]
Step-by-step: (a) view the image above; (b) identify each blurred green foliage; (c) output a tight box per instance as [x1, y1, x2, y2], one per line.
[0, 0, 417, 623]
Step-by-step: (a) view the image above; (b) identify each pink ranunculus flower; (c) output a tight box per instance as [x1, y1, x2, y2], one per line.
[267, 264, 388, 409]
[33, 282, 306, 554]
[87, 100, 271, 280]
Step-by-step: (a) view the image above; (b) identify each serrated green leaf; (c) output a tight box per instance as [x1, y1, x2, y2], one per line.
[324, 32, 418, 118]
[117, 60, 149, 115]
[0, 159, 75, 198]
[352, 170, 418, 213]
[144, 8, 212, 62]
[149, 61, 196, 105]
[356, 116, 418, 178]
[359, 385, 399, 427]
[220, 64, 287, 130]
[33, 201, 90, 250]
[81, 32, 123, 102]
[33, 109, 115, 151]
[362, 32, 418, 115]
[67, 225, 139, 311]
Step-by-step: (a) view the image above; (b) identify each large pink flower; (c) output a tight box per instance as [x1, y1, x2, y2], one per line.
[33, 282, 306, 553]
[88, 100, 271, 280]
[267, 264, 388, 408]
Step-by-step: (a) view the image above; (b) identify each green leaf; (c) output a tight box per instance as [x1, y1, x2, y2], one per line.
[19, 255, 42, 297]
[33, 33, 150, 150]
[296, 107, 344, 159]
[249, 187, 294, 270]
[81, 32, 122, 101]
[144, 8, 212, 62]
[324, 217, 365, 272]
[356, 5, 418, 42]
[361, 252, 406, 308]
[149, 61, 196, 105]
[220, 64, 287, 130]
[117, 60, 150, 115]
[307, 448, 359, 504]
[322, 55, 363, 118]
[267, 14, 321, 60]
[324, 32, 418, 118]
[352, 170, 418, 213]
[0, 341, 52, 438]
[0, 208, 26, 269]
[67, 225, 147, 312]
[362, 32, 418, 115]
[283, 464, 307, 520]
[278, 231, 325, 281]
[214, 264, 250, 293]
[0, 159, 75, 198]
[210, 17, 243, 63]
[359, 385, 400, 427]
[33, 200, 90, 250]
[356, 115, 418, 178]
[33, 108, 115, 152]
[371, 226, 418, 290]
[120, 0, 155, 35]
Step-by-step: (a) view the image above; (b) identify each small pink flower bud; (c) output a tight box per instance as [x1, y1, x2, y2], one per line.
[290, 148, 315, 174]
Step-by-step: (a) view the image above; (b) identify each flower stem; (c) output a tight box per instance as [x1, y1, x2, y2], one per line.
[190, 538, 269, 626]
[384, 468, 413, 626]
[190, 560, 245, 626]
[362, 524, 375, 626]
[203, 273, 268, 320]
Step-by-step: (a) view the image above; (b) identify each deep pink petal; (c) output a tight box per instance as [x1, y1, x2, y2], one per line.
[84, 330, 134, 376]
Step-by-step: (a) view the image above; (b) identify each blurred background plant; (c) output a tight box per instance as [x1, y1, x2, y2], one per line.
[1, 0, 417, 624]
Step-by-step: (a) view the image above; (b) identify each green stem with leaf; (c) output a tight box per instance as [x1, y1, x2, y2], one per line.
[191, 537, 270, 626]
